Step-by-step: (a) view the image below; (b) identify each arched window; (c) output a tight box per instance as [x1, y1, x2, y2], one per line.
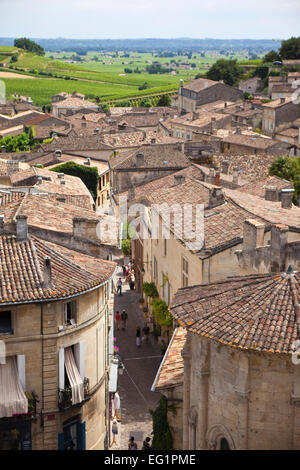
[220, 438, 230, 450]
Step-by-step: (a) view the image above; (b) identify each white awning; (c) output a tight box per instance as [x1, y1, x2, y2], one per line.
[0, 356, 28, 417]
[108, 361, 118, 393]
[65, 347, 84, 405]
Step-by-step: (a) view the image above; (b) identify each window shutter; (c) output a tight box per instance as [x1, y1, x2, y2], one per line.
[58, 432, 64, 450]
[74, 342, 85, 380]
[58, 348, 65, 390]
[78, 421, 86, 450]
[17, 354, 26, 391]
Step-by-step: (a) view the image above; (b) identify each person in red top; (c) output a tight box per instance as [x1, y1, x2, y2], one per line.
[115, 311, 121, 330]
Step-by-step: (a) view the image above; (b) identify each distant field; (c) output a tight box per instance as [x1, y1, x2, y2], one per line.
[2, 77, 178, 106]
[0, 48, 263, 105]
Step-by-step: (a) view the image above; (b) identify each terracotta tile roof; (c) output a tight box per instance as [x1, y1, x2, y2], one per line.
[109, 144, 189, 170]
[238, 176, 293, 198]
[263, 97, 294, 108]
[223, 188, 300, 230]
[212, 154, 278, 181]
[171, 269, 300, 354]
[222, 133, 278, 150]
[117, 165, 205, 201]
[276, 128, 299, 138]
[52, 97, 98, 109]
[40, 136, 114, 152]
[0, 233, 116, 305]
[170, 112, 228, 129]
[154, 327, 186, 390]
[272, 85, 294, 93]
[182, 78, 218, 92]
[101, 130, 180, 148]
[0, 194, 95, 234]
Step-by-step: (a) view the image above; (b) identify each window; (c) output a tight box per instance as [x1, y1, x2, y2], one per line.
[0, 311, 12, 334]
[220, 438, 230, 450]
[153, 257, 158, 285]
[65, 301, 76, 325]
[182, 258, 189, 288]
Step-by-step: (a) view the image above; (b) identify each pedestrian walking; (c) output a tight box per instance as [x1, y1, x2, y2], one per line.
[121, 309, 128, 330]
[122, 264, 126, 277]
[142, 323, 150, 344]
[142, 437, 151, 450]
[129, 271, 135, 290]
[128, 436, 137, 450]
[136, 326, 141, 347]
[111, 418, 118, 447]
[113, 391, 121, 421]
[116, 278, 122, 296]
[115, 311, 121, 330]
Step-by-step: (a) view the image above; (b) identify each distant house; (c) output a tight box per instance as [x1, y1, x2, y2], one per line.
[262, 97, 300, 137]
[238, 77, 264, 94]
[178, 78, 243, 114]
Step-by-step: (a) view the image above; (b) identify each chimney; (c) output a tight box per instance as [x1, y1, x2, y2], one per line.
[136, 152, 144, 167]
[37, 176, 43, 185]
[280, 97, 286, 104]
[211, 117, 217, 132]
[94, 128, 99, 135]
[174, 174, 186, 186]
[16, 214, 28, 242]
[43, 256, 52, 289]
[0, 214, 4, 231]
[236, 127, 241, 134]
[180, 79, 183, 87]
[270, 224, 288, 272]
[142, 131, 146, 141]
[151, 138, 156, 144]
[57, 172, 64, 179]
[209, 187, 224, 208]
[73, 217, 99, 242]
[128, 185, 136, 200]
[193, 111, 199, 120]
[221, 160, 229, 175]
[207, 168, 215, 184]
[54, 149, 62, 158]
[264, 185, 278, 202]
[242, 219, 265, 252]
[215, 171, 220, 186]
[6, 160, 19, 175]
[232, 167, 239, 185]
[84, 157, 91, 166]
[60, 178, 66, 185]
[181, 142, 185, 154]
[224, 102, 227, 108]
[1, 145, 6, 153]
[281, 188, 294, 208]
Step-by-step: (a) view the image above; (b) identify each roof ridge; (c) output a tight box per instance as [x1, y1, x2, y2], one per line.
[13, 193, 28, 221]
[289, 274, 300, 338]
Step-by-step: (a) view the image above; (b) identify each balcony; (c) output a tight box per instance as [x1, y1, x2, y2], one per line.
[58, 378, 90, 411]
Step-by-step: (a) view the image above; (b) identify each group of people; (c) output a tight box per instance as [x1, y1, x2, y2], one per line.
[135, 323, 150, 347]
[128, 436, 152, 451]
[122, 261, 135, 291]
[115, 310, 128, 330]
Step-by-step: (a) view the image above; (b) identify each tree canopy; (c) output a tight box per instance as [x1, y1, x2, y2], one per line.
[14, 38, 45, 56]
[269, 156, 298, 203]
[279, 37, 300, 60]
[156, 94, 171, 106]
[50, 161, 99, 200]
[262, 50, 281, 63]
[206, 59, 243, 86]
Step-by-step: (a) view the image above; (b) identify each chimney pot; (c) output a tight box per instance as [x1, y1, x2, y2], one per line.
[215, 171, 220, 186]
[281, 188, 294, 208]
[136, 152, 144, 166]
[243, 219, 265, 252]
[232, 167, 239, 185]
[60, 178, 66, 185]
[280, 97, 286, 104]
[221, 160, 229, 175]
[174, 174, 186, 186]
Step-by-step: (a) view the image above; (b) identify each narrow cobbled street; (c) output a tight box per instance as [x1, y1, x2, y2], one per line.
[110, 265, 162, 450]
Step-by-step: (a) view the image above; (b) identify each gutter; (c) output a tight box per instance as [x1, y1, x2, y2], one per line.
[151, 327, 178, 392]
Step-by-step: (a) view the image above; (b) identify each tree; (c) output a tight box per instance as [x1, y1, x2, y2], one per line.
[252, 65, 269, 80]
[263, 50, 281, 63]
[279, 37, 300, 60]
[156, 95, 171, 106]
[50, 161, 99, 200]
[0, 132, 36, 152]
[14, 38, 45, 56]
[138, 82, 150, 90]
[206, 59, 243, 86]
[150, 397, 174, 450]
[139, 98, 152, 107]
[269, 156, 298, 203]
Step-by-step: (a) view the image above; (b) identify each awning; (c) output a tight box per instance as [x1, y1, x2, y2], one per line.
[65, 347, 84, 405]
[0, 356, 28, 417]
[108, 361, 118, 393]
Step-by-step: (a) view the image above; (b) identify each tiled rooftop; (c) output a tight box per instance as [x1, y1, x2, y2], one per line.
[212, 154, 278, 181]
[171, 269, 300, 354]
[182, 78, 218, 92]
[153, 327, 186, 390]
[238, 175, 293, 198]
[0, 233, 116, 305]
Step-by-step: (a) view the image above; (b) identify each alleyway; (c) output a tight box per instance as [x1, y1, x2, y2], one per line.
[110, 265, 162, 450]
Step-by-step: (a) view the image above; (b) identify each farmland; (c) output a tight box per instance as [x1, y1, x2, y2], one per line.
[0, 48, 263, 106]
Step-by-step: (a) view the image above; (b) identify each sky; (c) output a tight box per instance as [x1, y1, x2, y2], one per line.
[1, 0, 300, 39]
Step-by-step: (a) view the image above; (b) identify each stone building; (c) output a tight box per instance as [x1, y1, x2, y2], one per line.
[170, 268, 300, 450]
[178, 78, 243, 114]
[262, 97, 300, 137]
[0, 215, 117, 450]
[238, 77, 264, 94]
